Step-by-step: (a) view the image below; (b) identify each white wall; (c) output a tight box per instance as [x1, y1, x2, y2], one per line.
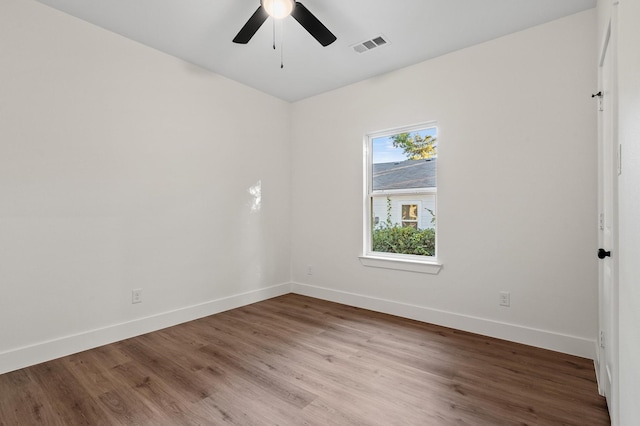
[291, 10, 598, 357]
[615, 0, 640, 423]
[0, 0, 291, 373]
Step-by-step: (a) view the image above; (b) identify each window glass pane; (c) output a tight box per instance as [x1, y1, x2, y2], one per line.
[372, 128, 437, 192]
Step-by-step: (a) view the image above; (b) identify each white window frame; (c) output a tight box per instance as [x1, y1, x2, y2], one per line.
[360, 122, 442, 274]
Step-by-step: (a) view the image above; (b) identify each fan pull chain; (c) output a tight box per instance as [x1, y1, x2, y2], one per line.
[272, 18, 276, 49]
[280, 21, 284, 69]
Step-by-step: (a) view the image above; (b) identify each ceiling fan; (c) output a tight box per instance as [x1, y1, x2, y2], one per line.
[233, 0, 337, 47]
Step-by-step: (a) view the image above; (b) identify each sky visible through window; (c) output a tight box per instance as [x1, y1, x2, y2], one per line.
[372, 127, 437, 164]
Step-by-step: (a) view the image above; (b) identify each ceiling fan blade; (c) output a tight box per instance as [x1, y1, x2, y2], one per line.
[233, 6, 269, 44]
[291, 2, 336, 47]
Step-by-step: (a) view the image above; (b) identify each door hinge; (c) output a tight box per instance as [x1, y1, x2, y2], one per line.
[592, 91, 604, 111]
[600, 330, 606, 349]
[618, 144, 622, 175]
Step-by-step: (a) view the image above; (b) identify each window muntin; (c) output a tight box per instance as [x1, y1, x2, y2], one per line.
[365, 123, 437, 260]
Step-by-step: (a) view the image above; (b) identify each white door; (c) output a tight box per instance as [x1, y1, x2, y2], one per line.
[596, 19, 618, 421]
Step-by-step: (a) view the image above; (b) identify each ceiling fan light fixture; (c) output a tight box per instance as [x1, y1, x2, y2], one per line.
[261, 0, 295, 19]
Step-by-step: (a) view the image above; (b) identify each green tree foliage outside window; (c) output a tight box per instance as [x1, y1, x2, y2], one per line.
[372, 225, 436, 256]
[391, 133, 437, 160]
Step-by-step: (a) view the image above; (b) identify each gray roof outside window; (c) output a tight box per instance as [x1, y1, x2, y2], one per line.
[373, 159, 437, 191]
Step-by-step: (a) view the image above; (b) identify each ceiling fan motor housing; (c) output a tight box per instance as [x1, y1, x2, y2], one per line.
[261, 0, 296, 19]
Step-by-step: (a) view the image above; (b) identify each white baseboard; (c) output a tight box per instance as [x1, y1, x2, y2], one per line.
[0, 283, 292, 375]
[291, 282, 596, 359]
[1, 281, 596, 375]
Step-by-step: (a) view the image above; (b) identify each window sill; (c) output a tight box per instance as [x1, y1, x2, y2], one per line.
[359, 255, 443, 275]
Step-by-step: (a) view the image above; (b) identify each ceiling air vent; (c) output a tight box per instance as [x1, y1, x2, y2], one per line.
[351, 35, 389, 54]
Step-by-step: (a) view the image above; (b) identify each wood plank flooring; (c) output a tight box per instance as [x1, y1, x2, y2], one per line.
[0, 294, 610, 425]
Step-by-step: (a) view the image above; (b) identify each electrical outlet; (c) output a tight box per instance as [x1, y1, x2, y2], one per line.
[307, 265, 313, 275]
[499, 291, 510, 307]
[132, 289, 142, 304]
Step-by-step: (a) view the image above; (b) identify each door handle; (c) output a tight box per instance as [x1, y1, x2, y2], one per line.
[598, 248, 611, 259]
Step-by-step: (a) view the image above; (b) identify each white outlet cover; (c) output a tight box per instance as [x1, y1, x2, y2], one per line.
[499, 291, 510, 307]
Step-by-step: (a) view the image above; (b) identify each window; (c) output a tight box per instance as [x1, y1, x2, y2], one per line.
[361, 122, 441, 273]
[401, 204, 419, 228]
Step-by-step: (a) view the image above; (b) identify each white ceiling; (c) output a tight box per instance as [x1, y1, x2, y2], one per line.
[35, 0, 596, 102]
